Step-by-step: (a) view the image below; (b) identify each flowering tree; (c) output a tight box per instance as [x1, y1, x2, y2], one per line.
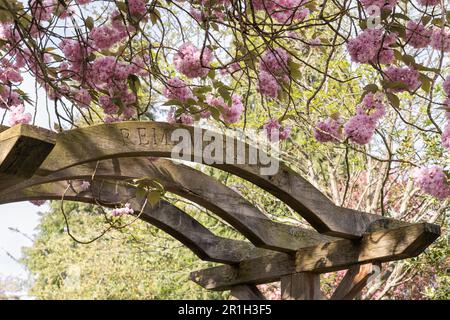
[0, 0, 449, 299]
[0, 0, 448, 197]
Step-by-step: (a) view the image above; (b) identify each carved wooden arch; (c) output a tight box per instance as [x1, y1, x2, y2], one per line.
[0, 123, 441, 300]
[1, 122, 398, 238]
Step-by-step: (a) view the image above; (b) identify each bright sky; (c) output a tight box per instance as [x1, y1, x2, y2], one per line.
[0, 75, 57, 280]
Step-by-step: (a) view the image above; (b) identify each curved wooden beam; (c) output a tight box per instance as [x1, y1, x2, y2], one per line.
[2, 157, 336, 252]
[0, 180, 273, 264]
[5, 121, 398, 238]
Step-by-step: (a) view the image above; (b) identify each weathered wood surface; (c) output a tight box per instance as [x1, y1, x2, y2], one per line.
[281, 273, 321, 300]
[0, 125, 55, 191]
[0, 125, 8, 133]
[190, 223, 440, 290]
[0, 180, 274, 264]
[2, 157, 336, 252]
[15, 121, 400, 238]
[230, 285, 266, 300]
[330, 263, 379, 300]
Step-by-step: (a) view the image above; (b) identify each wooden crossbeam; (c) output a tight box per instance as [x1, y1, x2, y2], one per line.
[20, 121, 402, 238]
[330, 263, 380, 300]
[0, 180, 273, 264]
[2, 158, 336, 252]
[190, 223, 440, 290]
[0, 125, 55, 191]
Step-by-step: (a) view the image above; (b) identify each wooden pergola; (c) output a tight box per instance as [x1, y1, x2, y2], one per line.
[0, 122, 440, 300]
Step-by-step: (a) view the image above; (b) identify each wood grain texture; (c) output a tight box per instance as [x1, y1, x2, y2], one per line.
[281, 273, 321, 300]
[0, 125, 56, 191]
[230, 285, 266, 300]
[2, 157, 336, 252]
[29, 121, 401, 238]
[190, 223, 440, 290]
[330, 263, 379, 300]
[0, 180, 273, 264]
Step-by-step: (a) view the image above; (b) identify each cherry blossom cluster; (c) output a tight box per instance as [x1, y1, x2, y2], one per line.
[359, 0, 398, 10]
[167, 107, 194, 125]
[413, 167, 450, 200]
[111, 203, 135, 217]
[315, 92, 386, 145]
[251, 0, 310, 24]
[347, 29, 397, 65]
[257, 48, 290, 98]
[313, 116, 343, 143]
[263, 118, 292, 142]
[173, 42, 213, 79]
[384, 66, 422, 93]
[163, 78, 194, 103]
[441, 76, 450, 151]
[344, 92, 386, 145]
[206, 94, 244, 124]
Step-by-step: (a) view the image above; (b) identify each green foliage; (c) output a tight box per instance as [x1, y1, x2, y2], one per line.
[22, 202, 228, 300]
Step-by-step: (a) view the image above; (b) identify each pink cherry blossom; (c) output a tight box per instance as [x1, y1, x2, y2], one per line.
[413, 166, 450, 200]
[163, 77, 193, 103]
[384, 66, 422, 92]
[128, 0, 147, 17]
[166, 107, 194, 125]
[263, 118, 291, 142]
[99, 96, 120, 115]
[74, 88, 91, 108]
[30, 0, 55, 22]
[359, 0, 398, 10]
[359, 92, 386, 121]
[343, 92, 386, 145]
[344, 114, 377, 145]
[270, 0, 309, 24]
[416, 0, 441, 6]
[91, 56, 131, 85]
[223, 95, 244, 124]
[79, 181, 91, 192]
[347, 29, 396, 64]
[0, 89, 23, 109]
[251, 0, 309, 24]
[111, 203, 134, 217]
[206, 94, 244, 124]
[442, 122, 450, 151]
[75, 0, 92, 4]
[405, 20, 432, 48]
[8, 105, 32, 126]
[443, 76, 450, 96]
[260, 48, 290, 74]
[173, 42, 213, 78]
[0, 68, 23, 83]
[179, 113, 194, 125]
[430, 27, 450, 52]
[257, 71, 281, 98]
[314, 117, 342, 143]
[90, 25, 127, 50]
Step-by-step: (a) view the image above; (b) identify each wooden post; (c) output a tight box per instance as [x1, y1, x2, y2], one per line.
[331, 263, 380, 300]
[230, 285, 266, 300]
[281, 273, 321, 300]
